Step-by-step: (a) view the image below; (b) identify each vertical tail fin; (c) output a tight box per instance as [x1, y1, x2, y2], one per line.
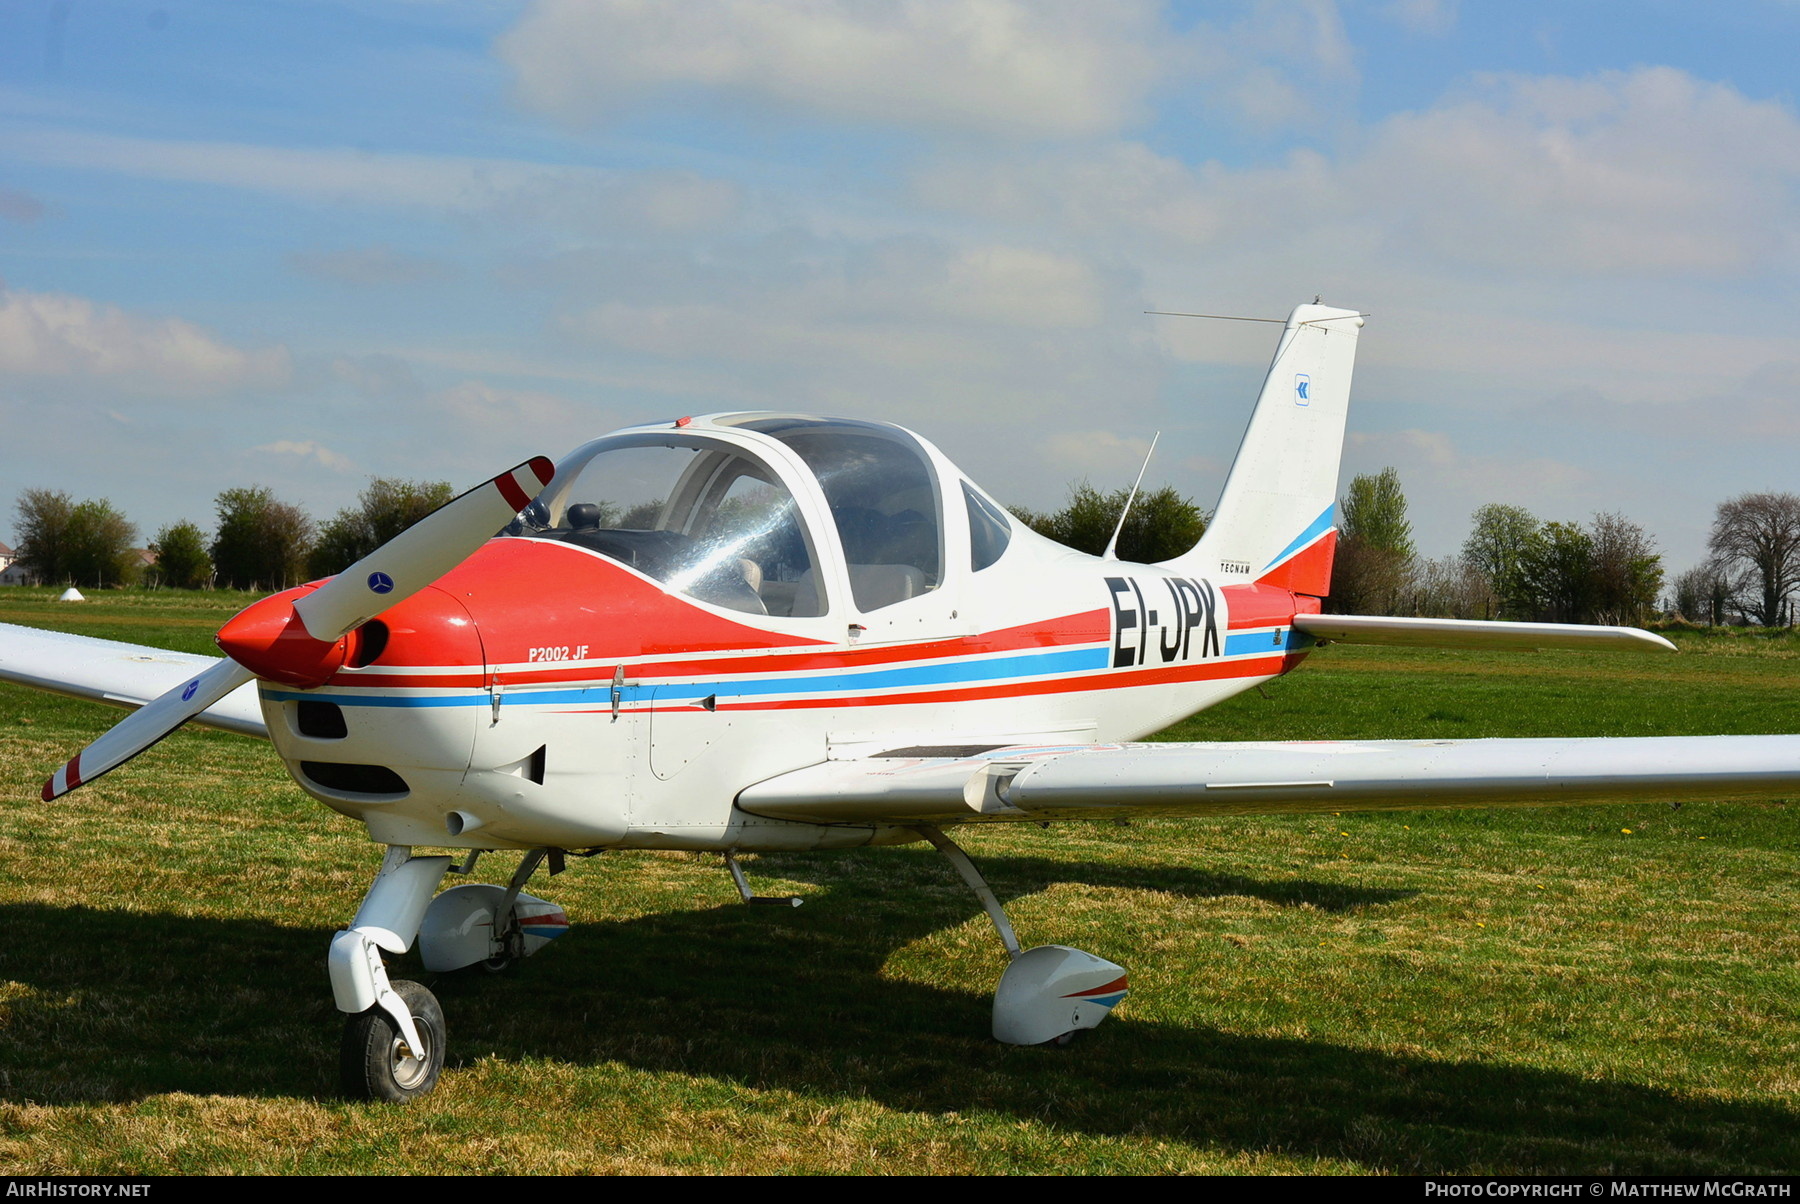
[1160, 302, 1363, 596]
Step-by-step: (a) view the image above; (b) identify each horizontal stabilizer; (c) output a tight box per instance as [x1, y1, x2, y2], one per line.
[1292, 614, 1676, 653]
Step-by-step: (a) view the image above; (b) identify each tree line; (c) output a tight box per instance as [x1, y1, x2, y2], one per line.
[1014, 474, 1799, 628]
[11, 479, 452, 592]
[1329, 472, 1800, 628]
[12, 470, 1799, 628]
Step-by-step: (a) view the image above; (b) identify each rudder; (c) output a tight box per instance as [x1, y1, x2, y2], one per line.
[1160, 302, 1363, 597]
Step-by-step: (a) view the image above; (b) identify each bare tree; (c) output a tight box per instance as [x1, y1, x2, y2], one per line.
[1670, 560, 1733, 626]
[1404, 554, 1498, 619]
[1708, 492, 1800, 627]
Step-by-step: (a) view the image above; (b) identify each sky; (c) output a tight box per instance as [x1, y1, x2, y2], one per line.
[2, 0, 1797, 576]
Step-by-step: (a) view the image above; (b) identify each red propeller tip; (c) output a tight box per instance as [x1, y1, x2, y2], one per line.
[42, 752, 80, 800]
[496, 458, 557, 514]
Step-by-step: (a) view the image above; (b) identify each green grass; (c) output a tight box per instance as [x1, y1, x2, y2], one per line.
[1, 591, 1798, 1173]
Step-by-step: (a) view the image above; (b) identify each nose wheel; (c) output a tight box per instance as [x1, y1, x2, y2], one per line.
[340, 979, 446, 1102]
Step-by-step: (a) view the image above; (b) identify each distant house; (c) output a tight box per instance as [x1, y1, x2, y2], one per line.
[0, 541, 33, 587]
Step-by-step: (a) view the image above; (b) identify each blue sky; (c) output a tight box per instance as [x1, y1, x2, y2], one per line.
[3, 1, 1797, 576]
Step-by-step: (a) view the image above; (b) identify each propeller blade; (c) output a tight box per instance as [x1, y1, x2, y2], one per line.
[292, 457, 554, 641]
[42, 657, 255, 800]
[45, 457, 554, 800]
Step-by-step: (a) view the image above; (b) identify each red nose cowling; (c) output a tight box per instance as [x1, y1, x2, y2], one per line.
[215, 587, 347, 688]
[216, 583, 485, 689]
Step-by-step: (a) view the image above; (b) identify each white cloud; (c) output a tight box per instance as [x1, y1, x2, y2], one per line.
[563, 239, 1110, 370]
[914, 141, 1234, 246]
[1351, 67, 1800, 276]
[289, 245, 456, 287]
[432, 380, 589, 433]
[1347, 427, 1588, 497]
[529, 233, 1158, 501]
[1168, 1, 1360, 132]
[0, 128, 741, 233]
[0, 285, 291, 393]
[1381, 0, 1458, 35]
[1514, 359, 1800, 443]
[918, 67, 1800, 281]
[1342, 427, 1591, 557]
[252, 440, 355, 472]
[1037, 429, 1157, 483]
[497, 0, 1167, 139]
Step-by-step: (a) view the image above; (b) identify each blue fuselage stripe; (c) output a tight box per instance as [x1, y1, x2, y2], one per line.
[265, 630, 1302, 709]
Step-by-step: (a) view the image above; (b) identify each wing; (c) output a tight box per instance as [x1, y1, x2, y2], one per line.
[1291, 613, 1676, 653]
[736, 736, 1800, 824]
[0, 621, 266, 738]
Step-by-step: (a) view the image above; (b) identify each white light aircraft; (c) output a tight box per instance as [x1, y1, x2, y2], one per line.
[4, 302, 1797, 1102]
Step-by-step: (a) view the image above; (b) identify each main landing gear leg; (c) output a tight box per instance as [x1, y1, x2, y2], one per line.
[330, 845, 453, 1101]
[915, 825, 1131, 1047]
[723, 851, 804, 907]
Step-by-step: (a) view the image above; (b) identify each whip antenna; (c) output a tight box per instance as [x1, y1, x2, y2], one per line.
[1103, 432, 1160, 562]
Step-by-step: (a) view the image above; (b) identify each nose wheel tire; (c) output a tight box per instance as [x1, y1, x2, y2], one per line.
[340, 979, 446, 1102]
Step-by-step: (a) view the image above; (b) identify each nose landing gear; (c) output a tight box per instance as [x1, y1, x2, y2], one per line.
[341, 979, 446, 1102]
[329, 845, 571, 1101]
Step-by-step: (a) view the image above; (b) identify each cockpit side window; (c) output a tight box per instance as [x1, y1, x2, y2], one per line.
[511, 439, 825, 618]
[963, 481, 1012, 571]
[740, 421, 943, 613]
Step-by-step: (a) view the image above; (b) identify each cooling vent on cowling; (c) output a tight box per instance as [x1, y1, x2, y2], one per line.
[347, 620, 389, 668]
[300, 761, 408, 796]
[296, 700, 347, 739]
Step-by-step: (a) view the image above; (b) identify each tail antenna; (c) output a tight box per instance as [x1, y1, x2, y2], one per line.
[1102, 432, 1160, 562]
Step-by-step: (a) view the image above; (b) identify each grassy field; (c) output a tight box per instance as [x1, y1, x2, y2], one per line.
[1, 588, 1798, 1174]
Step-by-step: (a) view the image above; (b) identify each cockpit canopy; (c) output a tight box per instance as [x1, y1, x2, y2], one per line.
[508, 414, 1007, 619]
